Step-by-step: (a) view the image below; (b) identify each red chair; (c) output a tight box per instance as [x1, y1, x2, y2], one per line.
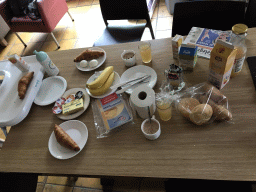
[0, 0, 74, 49]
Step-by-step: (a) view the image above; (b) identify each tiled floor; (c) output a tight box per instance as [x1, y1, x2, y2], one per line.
[0, 0, 172, 191]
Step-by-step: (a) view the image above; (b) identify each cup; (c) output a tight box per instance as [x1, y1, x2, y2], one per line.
[138, 42, 152, 65]
[141, 115, 161, 140]
[121, 50, 136, 67]
[156, 99, 172, 121]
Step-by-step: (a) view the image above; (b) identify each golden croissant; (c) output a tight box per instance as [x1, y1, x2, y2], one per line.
[18, 71, 34, 99]
[54, 124, 80, 151]
[74, 49, 104, 62]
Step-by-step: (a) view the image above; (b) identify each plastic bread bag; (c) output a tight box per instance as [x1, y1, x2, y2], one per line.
[91, 93, 134, 138]
[174, 82, 233, 125]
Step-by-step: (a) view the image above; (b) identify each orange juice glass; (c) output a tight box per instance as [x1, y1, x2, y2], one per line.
[138, 42, 152, 64]
[156, 100, 172, 121]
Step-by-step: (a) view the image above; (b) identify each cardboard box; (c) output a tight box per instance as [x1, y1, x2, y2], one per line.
[208, 40, 237, 89]
[179, 43, 198, 70]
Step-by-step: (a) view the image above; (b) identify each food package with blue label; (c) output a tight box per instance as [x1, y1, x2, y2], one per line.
[92, 93, 134, 138]
[179, 43, 198, 71]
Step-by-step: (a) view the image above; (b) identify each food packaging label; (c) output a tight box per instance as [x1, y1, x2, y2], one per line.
[179, 44, 198, 70]
[209, 40, 237, 89]
[172, 34, 184, 59]
[97, 93, 132, 131]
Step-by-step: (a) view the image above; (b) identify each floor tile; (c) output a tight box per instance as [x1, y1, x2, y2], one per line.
[139, 178, 166, 192]
[152, 5, 159, 19]
[0, 44, 13, 61]
[40, 41, 60, 52]
[78, 0, 93, 7]
[45, 28, 66, 42]
[38, 176, 47, 183]
[158, 4, 171, 18]
[56, 14, 75, 29]
[46, 176, 76, 186]
[15, 32, 34, 44]
[73, 187, 103, 192]
[156, 30, 172, 39]
[75, 38, 94, 48]
[159, 0, 166, 7]
[62, 27, 78, 40]
[59, 39, 77, 51]
[36, 183, 45, 192]
[7, 43, 26, 57]
[75, 177, 102, 189]
[66, 0, 79, 8]
[22, 42, 44, 56]
[156, 17, 173, 31]
[30, 33, 48, 43]
[43, 184, 73, 192]
[4, 32, 18, 45]
[92, 0, 99, 5]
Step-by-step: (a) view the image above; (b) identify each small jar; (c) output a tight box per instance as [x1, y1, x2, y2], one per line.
[230, 24, 248, 77]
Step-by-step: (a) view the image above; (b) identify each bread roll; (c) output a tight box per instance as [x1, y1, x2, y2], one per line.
[202, 83, 227, 104]
[189, 104, 213, 125]
[214, 105, 232, 121]
[178, 98, 200, 119]
[199, 95, 232, 121]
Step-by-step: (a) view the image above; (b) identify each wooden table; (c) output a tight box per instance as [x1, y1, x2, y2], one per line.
[1, 28, 256, 182]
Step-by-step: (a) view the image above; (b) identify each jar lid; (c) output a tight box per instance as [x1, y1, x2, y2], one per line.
[232, 24, 248, 35]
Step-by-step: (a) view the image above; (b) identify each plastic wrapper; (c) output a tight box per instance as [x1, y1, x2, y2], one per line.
[92, 93, 134, 138]
[174, 82, 233, 125]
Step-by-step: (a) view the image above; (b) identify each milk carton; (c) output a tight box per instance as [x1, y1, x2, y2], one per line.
[208, 40, 237, 89]
[179, 43, 198, 70]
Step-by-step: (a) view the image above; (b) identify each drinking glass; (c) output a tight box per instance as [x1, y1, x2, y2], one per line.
[138, 42, 152, 65]
[156, 99, 172, 121]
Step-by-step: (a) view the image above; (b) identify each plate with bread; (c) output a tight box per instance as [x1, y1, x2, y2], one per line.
[74, 47, 106, 71]
[48, 120, 88, 160]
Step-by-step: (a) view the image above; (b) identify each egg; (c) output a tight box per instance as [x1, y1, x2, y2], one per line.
[89, 59, 98, 68]
[79, 60, 88, 68]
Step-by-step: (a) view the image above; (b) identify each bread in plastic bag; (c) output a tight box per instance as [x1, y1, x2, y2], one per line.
[174, 82, 233, 125]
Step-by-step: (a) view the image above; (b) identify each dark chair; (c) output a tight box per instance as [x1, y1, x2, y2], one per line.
[93, 0, 155, 47]
[171, 1, 246, 37]
[245, 0, 256, 28]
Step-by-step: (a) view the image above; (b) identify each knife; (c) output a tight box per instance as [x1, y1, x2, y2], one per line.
[116, 75, 151, 94]
[110, 74, 149, 90]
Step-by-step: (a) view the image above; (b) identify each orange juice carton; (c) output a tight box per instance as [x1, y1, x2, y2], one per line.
[172, 34, 184, 59]
[179, 43, 198, 70]
[208, 40, 237, 89]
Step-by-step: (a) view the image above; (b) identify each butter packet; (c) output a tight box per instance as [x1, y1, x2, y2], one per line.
[92, 93, 133, 138]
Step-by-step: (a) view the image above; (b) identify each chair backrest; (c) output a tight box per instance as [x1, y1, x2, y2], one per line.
[99, 0, 151, 25]
[245, 0, 256, 28]
[172, 1, 246, 37]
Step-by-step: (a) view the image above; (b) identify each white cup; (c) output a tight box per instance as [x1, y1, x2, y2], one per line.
[141, 115, 161, 140]
[121, 50, 136, 67]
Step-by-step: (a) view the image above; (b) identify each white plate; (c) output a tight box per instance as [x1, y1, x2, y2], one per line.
[34, 76, 67, 106]
[119, 65, 157, 94]
[48, 120, 88, 160]
[75, 47, 106, 71]
[56, 88, 90, 120]
[86, 71, 120, 98]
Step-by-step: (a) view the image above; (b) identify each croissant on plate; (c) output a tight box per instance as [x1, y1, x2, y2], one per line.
[74, 49, 104, 62]
[18, 71, 34, 99]
[54, 124, 80, 151]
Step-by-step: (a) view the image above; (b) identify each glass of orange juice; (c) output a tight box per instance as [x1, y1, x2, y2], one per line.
[138, 42, 152, 65]
[156, 99, 172, 121]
